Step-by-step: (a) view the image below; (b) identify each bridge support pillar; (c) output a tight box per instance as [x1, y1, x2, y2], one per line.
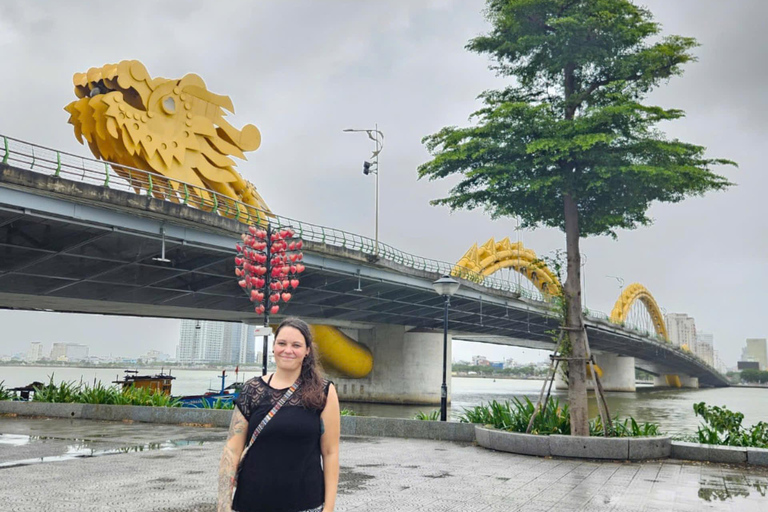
[653, 374, 699, 389]
[555, 353, 636, 392]
[331, 325, 451, 405]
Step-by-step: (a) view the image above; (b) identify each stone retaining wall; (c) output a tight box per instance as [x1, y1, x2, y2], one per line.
[474, 426, 768, 466]
[2, 402, 766, 465]
[0, 402, 474, 442]
[475, 426, 671, 460]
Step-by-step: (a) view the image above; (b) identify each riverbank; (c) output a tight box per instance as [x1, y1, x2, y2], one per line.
[453, 374, 544, 380]
[2, 416, 767, 511]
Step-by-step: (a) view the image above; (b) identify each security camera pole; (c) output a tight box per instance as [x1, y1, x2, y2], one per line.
[343, 125, 384, 258]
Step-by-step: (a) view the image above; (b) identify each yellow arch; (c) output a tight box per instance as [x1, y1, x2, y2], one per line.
[452, 238, 561, 299]
[609, 283, 669, 341]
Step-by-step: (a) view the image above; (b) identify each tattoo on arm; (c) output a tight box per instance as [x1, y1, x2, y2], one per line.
[217, 410, 248, 512]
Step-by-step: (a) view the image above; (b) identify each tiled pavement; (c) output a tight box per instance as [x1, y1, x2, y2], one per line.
[1, 417, 767, 511]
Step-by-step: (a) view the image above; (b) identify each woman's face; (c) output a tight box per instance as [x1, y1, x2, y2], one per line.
[273, 326, 309, 372]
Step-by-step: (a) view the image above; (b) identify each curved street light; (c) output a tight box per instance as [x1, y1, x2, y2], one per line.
[432, 275, 461, 421]
[343, 125, 384, 257]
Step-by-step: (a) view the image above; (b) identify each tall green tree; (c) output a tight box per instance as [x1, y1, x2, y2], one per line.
[418, 0, 734, 435]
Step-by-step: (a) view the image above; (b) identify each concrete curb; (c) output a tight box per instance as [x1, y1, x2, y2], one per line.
[475, 426, 671, 461]
[341, 416, 475, 442]
[0, 401, 233, 427]
[0, 402, 474, 442]
[670, 441, 750, 464]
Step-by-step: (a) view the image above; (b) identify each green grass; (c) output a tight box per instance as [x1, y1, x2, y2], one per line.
[340, 408, 357, 416]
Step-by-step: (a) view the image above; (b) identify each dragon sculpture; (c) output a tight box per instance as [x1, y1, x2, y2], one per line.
[64, 60, 270, 220]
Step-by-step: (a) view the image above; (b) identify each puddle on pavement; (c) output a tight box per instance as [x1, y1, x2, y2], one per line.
[338, 465, 376, 495]
[698, 474, 768, 502]
[0, 435, 209, 469]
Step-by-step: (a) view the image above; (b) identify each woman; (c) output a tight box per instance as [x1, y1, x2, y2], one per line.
[217, 317, 340, 512]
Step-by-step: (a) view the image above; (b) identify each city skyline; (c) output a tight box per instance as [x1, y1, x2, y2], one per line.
[0, 1, 766, 367]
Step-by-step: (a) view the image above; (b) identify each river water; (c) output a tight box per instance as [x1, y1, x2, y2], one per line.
[3, 366, 767, 436]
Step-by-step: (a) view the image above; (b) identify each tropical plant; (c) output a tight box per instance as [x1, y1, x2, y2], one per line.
[32, 377, 81, 403]
[418, 0, 735, 436]
[693, 402, 768, 448]
[460, 397, 570, 435]
[0, 381, 14, 401]
[200, 397, 235, 410]
[590, 415, 661, 437]
[461, 396, 659, 437]
[413, 410, 441, 421]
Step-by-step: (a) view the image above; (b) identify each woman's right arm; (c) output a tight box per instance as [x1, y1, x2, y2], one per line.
[217, 408, 248, 512]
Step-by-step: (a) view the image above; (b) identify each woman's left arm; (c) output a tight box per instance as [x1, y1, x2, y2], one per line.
[320, 383, 340, 512]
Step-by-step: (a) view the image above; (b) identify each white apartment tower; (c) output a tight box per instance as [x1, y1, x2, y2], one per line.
[177, 320, 256, 364]
[664, 313, 696, 349]
[49, 343, 89, 362]
[26, 342, 44, 362]
[694, 332, 715, 367]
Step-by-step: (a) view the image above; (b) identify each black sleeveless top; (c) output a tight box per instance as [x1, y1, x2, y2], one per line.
[232, 375, 331, 512]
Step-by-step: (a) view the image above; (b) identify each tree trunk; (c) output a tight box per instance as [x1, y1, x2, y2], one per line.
[563, 193, 589, 436]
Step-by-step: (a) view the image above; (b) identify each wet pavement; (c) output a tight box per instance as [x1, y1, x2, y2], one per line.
[1, 416, 767, 511]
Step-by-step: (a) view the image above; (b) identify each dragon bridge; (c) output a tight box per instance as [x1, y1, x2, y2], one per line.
[64, 60, 269, 220]
[455, 238, 669, 341]
[452, 237, 561, 299]
[609, 283, 669, 341]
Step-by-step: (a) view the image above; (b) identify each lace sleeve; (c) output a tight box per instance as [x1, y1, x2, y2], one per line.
[235, 378, 260, 420]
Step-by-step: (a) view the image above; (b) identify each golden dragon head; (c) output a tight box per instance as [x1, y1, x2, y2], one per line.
[64, 60, 270, 217]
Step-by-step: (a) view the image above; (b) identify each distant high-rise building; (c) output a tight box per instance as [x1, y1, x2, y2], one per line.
[26, 342, 44, 362]
[664, 313, 696, 349]
[744, 338, 768, 370]
[49, 343, 89, 362]
[694, 332, 715, 367]
[177, 320, 255, 364]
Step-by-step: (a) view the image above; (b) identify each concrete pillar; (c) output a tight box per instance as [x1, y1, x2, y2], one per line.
[653, 374, 699, 389]
[555, 353, 636, 392]
[332, 325, 451, 405]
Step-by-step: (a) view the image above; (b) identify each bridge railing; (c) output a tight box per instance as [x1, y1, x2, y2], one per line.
[0, 134, 542, 299]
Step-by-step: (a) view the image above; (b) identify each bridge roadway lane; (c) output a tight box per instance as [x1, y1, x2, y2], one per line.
[0, 164, 728, 387]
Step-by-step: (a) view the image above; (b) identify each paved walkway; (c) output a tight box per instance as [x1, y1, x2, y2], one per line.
[1, 416, 767, 511]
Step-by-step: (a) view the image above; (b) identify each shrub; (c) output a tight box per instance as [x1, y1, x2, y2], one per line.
[693, 402, 768, 448]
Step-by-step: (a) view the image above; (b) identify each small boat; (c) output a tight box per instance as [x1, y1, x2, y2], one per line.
[176, 370, 242, 408]
[113, 369, 175, 395]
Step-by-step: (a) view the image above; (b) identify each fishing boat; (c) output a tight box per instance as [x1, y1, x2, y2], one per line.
[112, 369, 176, 395]
[175, 369, 242, 408]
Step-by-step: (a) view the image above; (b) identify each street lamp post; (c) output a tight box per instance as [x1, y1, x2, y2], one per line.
[343, 125, 384, 257]
[431, 275, 461, 421]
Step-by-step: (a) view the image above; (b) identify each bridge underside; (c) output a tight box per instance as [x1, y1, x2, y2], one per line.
[0, 166, 729, 390]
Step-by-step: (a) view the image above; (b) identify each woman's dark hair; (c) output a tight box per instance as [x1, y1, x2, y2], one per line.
[274, 317, 326, 410]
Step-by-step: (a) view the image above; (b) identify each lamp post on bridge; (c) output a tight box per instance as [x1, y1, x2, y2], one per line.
[343, 125, 384, 257]
[431, 275, 461, 421]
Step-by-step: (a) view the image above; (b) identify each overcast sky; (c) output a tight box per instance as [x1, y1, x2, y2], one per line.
[0, 1, 765, 366]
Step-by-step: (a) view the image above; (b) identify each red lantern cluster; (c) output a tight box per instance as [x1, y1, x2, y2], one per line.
[235, 225, 304, 316]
